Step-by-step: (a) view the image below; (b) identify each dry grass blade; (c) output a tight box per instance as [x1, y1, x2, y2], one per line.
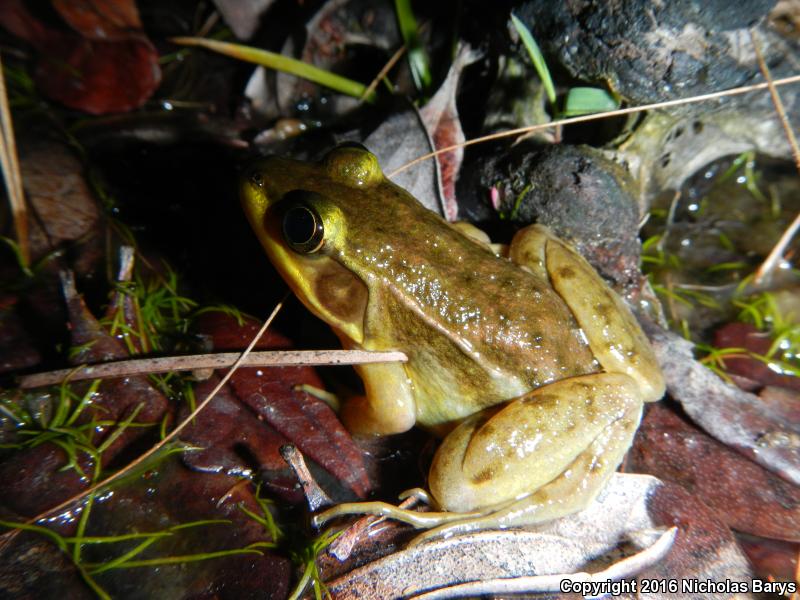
[3, 298, 287, 537]
[386, 74, 800, 178]
[18, 349, 408, 389]
[751, 30, 800, 286]
[361, 45, 406, 102]
[0, 53, 29, 266]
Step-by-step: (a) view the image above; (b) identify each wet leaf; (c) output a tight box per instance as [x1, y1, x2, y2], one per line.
[52, 0, 143, 41]
[0, 269, 169, 516]
[642, 319, 800, 485]
[419, 45, 480, 221]
[0, 0, 160, 114]
[714, 321, 800, 391]
[194, 312, 372, 499]
[630, 402, 800, 541]
[180, 375, 304, 502]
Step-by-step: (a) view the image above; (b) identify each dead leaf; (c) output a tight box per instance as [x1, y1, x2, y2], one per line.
[642, 319, 800, 485]
[194, 312, 372, 499]
[212, 0, 276, 40]
[630, 402, 800, 542]
[0, 0, 161, 114]
[419, 45, 480, 221]
[365, 107, 443, 216]
[714, 322, 800, 391]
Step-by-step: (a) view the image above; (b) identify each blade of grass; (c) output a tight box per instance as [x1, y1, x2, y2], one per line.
[170, 37, 374, 102]
[510, 13, 556, 106]
[564, 86, 619, 116]
[394, 0, 431, 92]
[88, 547, 264, 572]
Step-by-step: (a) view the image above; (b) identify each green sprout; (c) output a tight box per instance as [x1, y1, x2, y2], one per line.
[287, 528, 343, 600]
[0, 381, 157, 481]
[395, 0, 432, 92]
[239, 483, 283, 543]
[0, 513, 268, 599]
[170, 37, 375, 102]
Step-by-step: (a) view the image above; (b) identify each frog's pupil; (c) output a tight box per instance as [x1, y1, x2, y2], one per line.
[283, 205, 323, 252]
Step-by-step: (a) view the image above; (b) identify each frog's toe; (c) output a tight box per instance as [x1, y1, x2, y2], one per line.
[312, 500, 478, 530]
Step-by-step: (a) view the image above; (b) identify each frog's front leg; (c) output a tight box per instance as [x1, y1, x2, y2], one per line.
[339, 361, 417, 435]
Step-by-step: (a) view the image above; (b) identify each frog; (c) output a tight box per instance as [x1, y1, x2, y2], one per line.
[239, 144, 665, 544]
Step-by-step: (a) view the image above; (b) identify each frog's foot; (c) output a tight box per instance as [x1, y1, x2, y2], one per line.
[409, 396, 643, 547]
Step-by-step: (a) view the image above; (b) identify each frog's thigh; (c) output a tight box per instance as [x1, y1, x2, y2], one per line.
[340, 361, 416, 436]
[429, 372, 640, 513]
[512, 225, 664, 402]
[413, 397, 643, 544]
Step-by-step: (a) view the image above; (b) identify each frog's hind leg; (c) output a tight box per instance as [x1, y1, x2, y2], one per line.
[411, 390, 643, 546]
[414, 372, 643, 541]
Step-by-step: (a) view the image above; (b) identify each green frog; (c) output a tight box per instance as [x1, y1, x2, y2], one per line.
[240, 145, 665, 543]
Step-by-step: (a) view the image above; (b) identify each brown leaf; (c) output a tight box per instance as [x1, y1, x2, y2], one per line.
[738, 534, 799, 583]
[180, 375, 305, 503]
[52, 0, 143, 40]
[630, 402, 800, 542]
[641, 319, 800, 485]
[0, 0, 161, 114]
[19, 139, 101, 261]
[714, 322, 800, 391]
[641, 480, 756, 594]
[419, 45, 480, 221]
[195, 312, 372, 499]
[0, 270, 169, 517]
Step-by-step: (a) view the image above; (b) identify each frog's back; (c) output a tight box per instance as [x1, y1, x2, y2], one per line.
[344, 186, 600, 427]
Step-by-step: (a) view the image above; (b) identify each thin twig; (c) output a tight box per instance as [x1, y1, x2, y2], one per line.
[386, 73, 800, 178]
[412, 527, 677, 599]
[6, 297, 288, 534]
[18, 349, 408, 389]
[0, 53, 29, 265]
[751, 31, 800, 286]
[361, 45, 407, 102]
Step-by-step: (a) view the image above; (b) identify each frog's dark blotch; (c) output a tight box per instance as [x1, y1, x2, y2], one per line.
[471, 467, 495, 485]
[557, 266, 577, 280]
[594, 302, 614, 326]
[531, 489, 550, 504]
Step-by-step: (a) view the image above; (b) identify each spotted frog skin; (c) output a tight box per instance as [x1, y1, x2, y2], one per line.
[240, 145, 665, 542]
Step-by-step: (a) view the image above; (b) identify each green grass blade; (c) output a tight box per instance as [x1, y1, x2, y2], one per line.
[510, 13, 556, 106]
[394, 0, 431, 92]
[0, 520, 69, 552]
[171, 37, 374, 102]
[88, 536, 163, 575]
[563, 86, 620, 116]
[87, 547, 263, 571]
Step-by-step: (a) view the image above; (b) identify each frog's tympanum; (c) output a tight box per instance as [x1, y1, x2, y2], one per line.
[240, 145, 665, 542]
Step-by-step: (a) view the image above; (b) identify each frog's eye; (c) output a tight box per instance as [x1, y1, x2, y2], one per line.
[281, 192, 325, 254]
